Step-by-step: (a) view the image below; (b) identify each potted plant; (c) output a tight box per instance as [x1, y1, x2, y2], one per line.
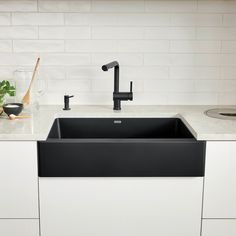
[0, 80, 16, 114]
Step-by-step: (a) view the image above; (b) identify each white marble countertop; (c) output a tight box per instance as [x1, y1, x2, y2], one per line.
[0, 105, 236, 141]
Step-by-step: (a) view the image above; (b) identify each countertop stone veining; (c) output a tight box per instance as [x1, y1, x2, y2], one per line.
[0, 105, 236, 141]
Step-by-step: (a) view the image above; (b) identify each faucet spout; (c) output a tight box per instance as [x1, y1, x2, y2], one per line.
[102, 61, 119, 71]
[102, 61, 119, 93]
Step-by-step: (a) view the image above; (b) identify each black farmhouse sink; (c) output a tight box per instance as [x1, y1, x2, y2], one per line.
[38, 118, 205, 177]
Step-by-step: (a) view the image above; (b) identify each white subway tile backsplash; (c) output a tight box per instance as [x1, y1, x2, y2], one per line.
[117, 40, 169, 53]
[134, 92, 168, 105]
[41, 53, 91, 66]
[0, 1, 37, 12]
[92, 26, 144, 39]
[170, 54, 195, 66]
[0, 0, 234, 105]
[72, 92, 112, 105]
[39, 1, 91, 12]
[144, 54, 170, 66]
[144, 27, 169, 39]
[65, 13, 170, 26]
[194, 80, 220, 92]
[167, 93, 218, 105]
[40, 66, 66, 80]
[198, 1, 236, 13]
[145, 27, 196, 40]
[13, 40, 64, 52]
[12, 13, 64, 25]
[195, 54, 221, 66]
[0, 66, 16, 79]
[219, 80, 236, 92]
[66, 66, 103, 79]
[170, 67, 220, 80]
[144, 79, 195, 93]
[0, 53, 38, 66]
[91, 53, 143, 66]
[66, 40, 116, 53]
[39, 26, 90, 39]
[221, 54, 236, 66]
[122, 66, 169, 79]
[223, 14, 236, 26]
[0, 13, 11, 25]
[170, 40, 221, 53]
[0, 26, 38, 39]
[92, 1, 145, 12]
[0, 40, 12, 52]
[91, 78, 143, 92]
[218, 93, 236, 104]
[39, 92, 65, 105]
[91, 78, 114, 92]
[146, 1, 197, 13]
[48, 79, 91, 92]
[196, 27, 236, 40]
[171, 13, 222, 26]
[222, 41, 236, 53]
[40, 91, 112, 106]
[221, 67, 236, 80]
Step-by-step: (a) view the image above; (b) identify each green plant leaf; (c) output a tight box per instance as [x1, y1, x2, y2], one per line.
[0, 80, 16, 101]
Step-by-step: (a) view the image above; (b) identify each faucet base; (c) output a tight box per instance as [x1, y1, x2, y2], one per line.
[113, 100, 121, 110]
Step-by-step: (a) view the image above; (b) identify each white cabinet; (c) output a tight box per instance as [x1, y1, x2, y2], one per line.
[40, 177, 203, 236]
[0, 219, 39, 236]
[203, 141, 236, 218]
[202, 219, 236, 236]
[0, 141, 38, 218]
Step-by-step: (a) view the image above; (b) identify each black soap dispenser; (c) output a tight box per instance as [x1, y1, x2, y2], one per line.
[63, 95, 74, 110]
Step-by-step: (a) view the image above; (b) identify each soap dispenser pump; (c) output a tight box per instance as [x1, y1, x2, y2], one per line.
[63, 95, 74, 110]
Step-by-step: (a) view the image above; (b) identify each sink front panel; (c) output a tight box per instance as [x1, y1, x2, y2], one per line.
[38, 140, 205, 177]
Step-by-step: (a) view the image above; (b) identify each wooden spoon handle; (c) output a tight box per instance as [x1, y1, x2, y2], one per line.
[21, 57, 40, 105]
[28, 57, 40, 91]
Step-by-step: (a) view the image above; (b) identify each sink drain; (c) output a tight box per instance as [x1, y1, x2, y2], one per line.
[205, 108, 236, 120]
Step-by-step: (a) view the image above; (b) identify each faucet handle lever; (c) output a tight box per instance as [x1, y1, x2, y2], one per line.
[130, 81, 133, 93]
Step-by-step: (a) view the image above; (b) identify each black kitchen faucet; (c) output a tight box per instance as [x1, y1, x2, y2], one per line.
[102, 61, 133, 110]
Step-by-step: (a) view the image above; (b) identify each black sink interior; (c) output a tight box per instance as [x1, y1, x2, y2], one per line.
[48, 118, 194, 139]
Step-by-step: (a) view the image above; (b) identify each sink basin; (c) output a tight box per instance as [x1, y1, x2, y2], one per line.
[48, 118, 194, 139]
[38, 118, 205, 177]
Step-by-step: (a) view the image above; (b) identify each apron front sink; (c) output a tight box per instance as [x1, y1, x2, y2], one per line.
[38, 118, 205, 177]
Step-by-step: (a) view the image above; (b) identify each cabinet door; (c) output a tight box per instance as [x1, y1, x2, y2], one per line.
[0, 219, 39, 236]
[40, 177, 203, 236]
[202, 219, 236, 236]
[203, 141, 236, 218]
[0, 141, 38, 218]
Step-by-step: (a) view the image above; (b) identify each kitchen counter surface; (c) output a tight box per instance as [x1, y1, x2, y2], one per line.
[0, 105, 236, 141]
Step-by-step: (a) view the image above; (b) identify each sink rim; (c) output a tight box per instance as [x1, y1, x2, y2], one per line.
[46, 117, 195, 140]
[45, 138, 196, 142]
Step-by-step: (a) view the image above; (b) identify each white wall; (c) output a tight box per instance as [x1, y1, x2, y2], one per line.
[0, 0, 236, 105]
